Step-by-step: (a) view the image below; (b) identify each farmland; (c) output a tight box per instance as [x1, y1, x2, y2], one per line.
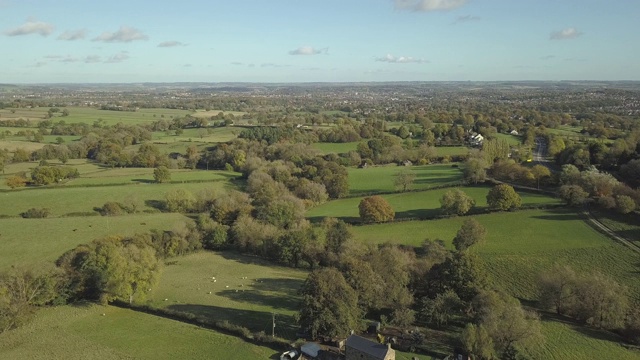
[149, 252, 308, 339]
[347, 164, 464, 195]
[307, 186, 560, 222]
[0, 213, 189, 269]
[350, 208, 640, 299]
[0, 304, 277, 360]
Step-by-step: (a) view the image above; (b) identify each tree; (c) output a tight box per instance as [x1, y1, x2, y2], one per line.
[537, 264, 577, 315]
[463, 158, 488, 184]
[461, 323, 496, 360]
[530, 164, 551, 189]
[440, 189, 476, 215]
[164, 188, 196, 213]
[393, 169, 416, 192]
[358, 195, 395, 223]
[453, 218, 487, 252]
[427, 252, 488, 301]
[558, 185, 588, 207]
[570, 273, 628, 329]
[420, 290, 463, 328]
[473, 290, 543, 356]
[6, 175, 27, 189]
[615, 195, 636, 214]
[298, 268, 361, 339]
[153, 166, 171, 183]
[486, 184, 521, 211]
[185, 145, 200, 170]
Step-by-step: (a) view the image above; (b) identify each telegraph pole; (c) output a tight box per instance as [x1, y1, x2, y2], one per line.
[271, 313, 276, 337]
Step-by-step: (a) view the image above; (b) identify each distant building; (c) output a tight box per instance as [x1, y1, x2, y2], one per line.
[470, 133, 484, 146]
[510, 129, 519, 135]
[345, 335, 395, 360]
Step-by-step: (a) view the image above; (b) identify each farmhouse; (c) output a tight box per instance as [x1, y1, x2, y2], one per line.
[345, 335, 395, 360]
[469, 133, 484, 146]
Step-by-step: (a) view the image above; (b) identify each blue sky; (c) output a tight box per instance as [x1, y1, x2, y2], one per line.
[1, 0, 638, 83]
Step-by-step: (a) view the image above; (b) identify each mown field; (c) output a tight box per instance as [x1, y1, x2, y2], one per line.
[307, 186, 560, 222]
[350, 208, 640, 300]
[348, 164, 463, 195]
[0, 304, 278, 360]
[0, 213, 189, 269]
[149, 252, 308, 340]
[494, 133, 522, 146]
[434, 146, 470, 157]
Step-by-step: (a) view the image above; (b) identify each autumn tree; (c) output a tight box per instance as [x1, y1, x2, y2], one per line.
[453, 218, 487, 252]
[463, 158, 488, 184]
[530, 164, 551, 189]
[393, 169, 416, 192]
[570, 273, 628, 329]
[486, 184, 521, 211]
[154, 166, 171, 183]
[6, 174, 27, 189]
[558, 185, 588, 207]
[615, 195, 636, 214]
[298, 267, 361, 339]
[537, 264, 577, 315]
[440, 189, 476, 215]
[358, 195, 395, 223]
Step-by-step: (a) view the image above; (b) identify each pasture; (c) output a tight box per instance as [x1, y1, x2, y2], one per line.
[307, 186, 560, 222]
[0, 304, 277, 360]
[0, 213, 189, 269]
[434, 146, 470, 157]
[149, 252, 308, 339]
[151, 126, 239, 143]
[494, 133, 522, 146]
[348, 164, 463, 196]
[350, 208, 640, 300]
[191, 109, 247, 118]
[0, 180, 233, 216]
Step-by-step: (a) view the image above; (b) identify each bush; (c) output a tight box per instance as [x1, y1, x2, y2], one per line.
[358, 195, 395, 223]
[153, 166, 171, 183]
[615, 195, 636, 214]
[20, 208, 50, 218]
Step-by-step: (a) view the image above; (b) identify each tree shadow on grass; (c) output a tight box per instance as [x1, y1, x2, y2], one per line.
[531, 208, 582, 221]
[394, 208, 440, 220]
[144, 199, 166, 211]
[538, 309, 630, 344]
[132, 178, 155, 184]
[168, 303, 299, 339]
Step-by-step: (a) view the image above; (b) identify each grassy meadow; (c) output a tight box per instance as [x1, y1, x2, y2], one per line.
[307, 186, 560, 222]
[0, 213, 189, 269]
[0, 304, 277, 360]
[348, 164, 464, 195]
[149, 252, 308, 339]
[350, 208, 640, 300]
[434, 146, 470, 157]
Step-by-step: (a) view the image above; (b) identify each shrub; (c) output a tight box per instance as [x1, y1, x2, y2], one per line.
[20, 208, 50, 218]
[486, 184, 521, 211]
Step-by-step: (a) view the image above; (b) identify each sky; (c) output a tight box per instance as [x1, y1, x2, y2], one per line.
[1, 0, 639, 83]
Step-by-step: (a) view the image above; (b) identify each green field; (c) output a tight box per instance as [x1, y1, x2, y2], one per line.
[495, 133, 523, 146]
[348, 164, 463, 195]
[350, 209, 640, 300]
[530, 320, 640, 360]
[434, 146, 470, 157]
[0, 213, 189, 269]
[590, 208, 640, 246]
[151, 126, 240, 143]
[149, 252, 308, 339]
[0, 304, 277, 360]
[307, 186, 560, 222]
[312, 141, 359, 154]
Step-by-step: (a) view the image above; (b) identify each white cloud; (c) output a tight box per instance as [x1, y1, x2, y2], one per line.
[57, 29, 87, 41]
[93, 26, 148, 43]
[550, 27, 582, 40]
[288, 46, 328, 55]
[60, 56, 79, 63]
[105, 52, 130, 63]
[158, 41, 186, 47]
[5, 19, 54, 36]
[84, 55, 101, 63]
[540, 55, 555, 60]
[454, 15, 480, 23]
[376, 54, 428, 64]
[395, 0, 467, 12]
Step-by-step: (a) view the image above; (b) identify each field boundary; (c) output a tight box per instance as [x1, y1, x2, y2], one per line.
[583, 205, 640, 254]
[0, 177, 232, 193]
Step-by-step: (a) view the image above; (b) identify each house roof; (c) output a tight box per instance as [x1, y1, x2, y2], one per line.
[346, 335, 391, 359]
